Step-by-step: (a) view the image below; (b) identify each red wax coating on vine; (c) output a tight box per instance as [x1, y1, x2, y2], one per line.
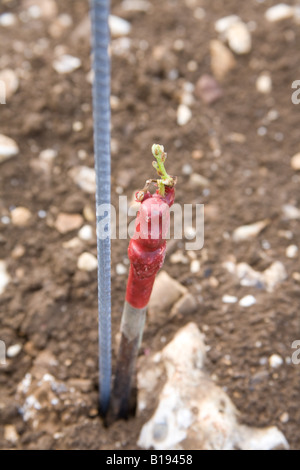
[126, 187, 175, 309]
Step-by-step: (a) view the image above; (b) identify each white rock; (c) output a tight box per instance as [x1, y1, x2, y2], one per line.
[256, 73, 272, 94]
[233, 219, 269, 242]
[190, 259, 201, 273]
[7, 344, 22, 358]
[137, 323, 289, 450]
[11, 207, 32, 226]
[116, 263, 127, 275]
[291, 153, 300, 171]
[189, 173, 210, 188]
[122, 0, 151, 11]
[265, 4, 294, 22]
[269, 354, 283, 369]
[222, 295, 238, 304]
[282, 204, 300, 220]
[148, 271, 187, 316]
[177, 104, 192, 126]
[4, 425, 19, 444]
[0, 261, 10, 296]
[210, 40, 236, 80]
[78, 225, 93, 241]
[0, 69, 19, 100]
[0, 135, 19, 163]
[69, 166, 96, 194]
[280, 412, 289, 424]
[77, 252, 98, 271]
[215, 15, 240, 34]
[263, 262, 287, 292]
[227, 261, 287, 293]
[227, 21, 252, 55]
[26, 0, 58, 19]
[170, 251, 189, 264]
[0, 13, 17, 27]
[62, 237, 82, 249]
[53, 55, 81, 74]
[55, 213, 83, 234]
[109, 15, 131, 37]
[182, 163, 193, 175]
[39, 148, 57, 162]
[239, 295, 256, 308]
[286, 245, 298, 259]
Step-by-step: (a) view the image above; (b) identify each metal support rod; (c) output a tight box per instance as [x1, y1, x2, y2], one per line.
[90, 0, 112, 415]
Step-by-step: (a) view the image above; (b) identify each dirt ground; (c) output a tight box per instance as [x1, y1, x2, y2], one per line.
[0, 0, 299, 450]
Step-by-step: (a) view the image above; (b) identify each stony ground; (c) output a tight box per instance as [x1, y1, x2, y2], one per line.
[0, 0, 300, 450]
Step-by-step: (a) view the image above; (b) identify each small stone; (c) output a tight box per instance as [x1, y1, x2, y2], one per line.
[53, 55, 81, 74]
[109, 15, 131, 37]
[4, 425, 19, 444]
[89, 408, 99, 417]
[269, 354, 283, 369]
[292, 272, 300, 282]
[195, 74, 223, 105]
[63, 237, 82, 249]
[170, 251, 189, 264]
[7, 344, 22, 358]
[11, 207, 32, 226]
[55, 213, 83, 234]
[282, 204, 300, 220]
[0, 135, 19, 163]
[227, 22, 252, 55]
[278, 230, 293, 240]
[177, 104, 192, 126]
[0, 69, 19, 100]
[68, 378, 93, 393]
[116, 263, 127, 275]
[73, 121, 83, 132]
[148, 271, 187, 315]
[222, 295, 238, 304]
[256, 73, 272, 94]
[69, 166, 96, 194]
[189, 173, 210, 188]
[39, 148, 57, 162]
[228, 132, 246, 143]
[0, 260, 11, 295]
[49, 14, 73, 38]
[239, 295, 256, 308]
[265, 4, 294, 22]
[78, 225, 93, 241]
[77, 252, 98, 271]
[280, 412, 289, 424]
[83, 205, 95, 222]
[0, 13, 17, 27]
[291, 153, 300, 171]
[286, 245, 298, 259]
[190, 259, 201, 273]
[11, 245, 25, 259]
[26, 0, 58, 18]
[182, 164, 193, 175]
[171, 293, 197, 317]
[233, 219, 270, 242]
[215, 15, 240, 34]
[122, 0, 150, 11]
[192, 150, 204, 160]
[210, 40, 236, 81]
